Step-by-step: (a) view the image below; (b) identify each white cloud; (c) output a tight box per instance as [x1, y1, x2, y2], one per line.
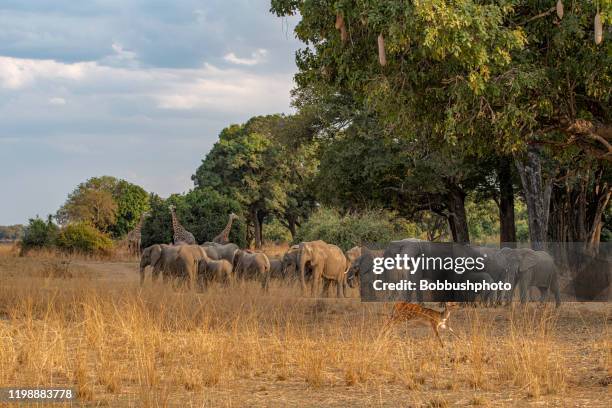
[0, 56, 88, 89]
[48, 97, 66, 105]
[0, 55, 293, 114]
[223, 48, 268, 66]
[100, 42, 139, 68]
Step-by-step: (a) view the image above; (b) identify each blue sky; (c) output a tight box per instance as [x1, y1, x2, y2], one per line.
[0, 0, 301, 225]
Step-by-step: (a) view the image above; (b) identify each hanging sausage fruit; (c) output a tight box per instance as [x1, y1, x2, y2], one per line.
[378, 34, 387, 66]
[594, 11, 603, 44]
[556, 0, 564, 20]
[335, 13, 348, 43]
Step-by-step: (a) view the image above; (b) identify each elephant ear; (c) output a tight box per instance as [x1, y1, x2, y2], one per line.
[520, 249, 539, 271]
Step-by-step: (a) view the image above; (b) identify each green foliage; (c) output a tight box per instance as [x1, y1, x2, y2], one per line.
[263, 218, 292, 244]
[57, 176, 149, 238]
[21, 216, 59, 251]
[193, 115, 317, 245]
[179, 188, 246, 247]
[109, 180, 150, 237]
[294, 207, 406, 251]
[466, 199, 499, 244]
[141, 194, 173, 248]
[56, 222, 113, 254]
[0, 225, 24, 241]
[514, 200, 530, 243]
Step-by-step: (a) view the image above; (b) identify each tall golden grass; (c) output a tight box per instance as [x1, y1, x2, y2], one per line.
[0, 248, 610, 406]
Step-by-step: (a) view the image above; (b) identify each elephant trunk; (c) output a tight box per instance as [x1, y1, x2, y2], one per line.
[297, 248, 308, 294]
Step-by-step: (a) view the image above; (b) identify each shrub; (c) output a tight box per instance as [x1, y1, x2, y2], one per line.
[294, 207, 405, 251]
[56, 222, 113, 254]
[263, 218, 292, 244]
[21, 216, 59, 252]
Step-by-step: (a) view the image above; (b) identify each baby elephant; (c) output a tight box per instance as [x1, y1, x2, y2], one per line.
[197, 257, 233, 289]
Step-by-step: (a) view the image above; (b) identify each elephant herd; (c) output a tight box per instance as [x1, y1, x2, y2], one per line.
[139, 237, 561, 306]
[346, 239, 561, 307]
[139, 242, 270, 290]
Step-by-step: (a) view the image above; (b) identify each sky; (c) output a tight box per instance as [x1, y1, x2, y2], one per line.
[0, 0, 301, 225]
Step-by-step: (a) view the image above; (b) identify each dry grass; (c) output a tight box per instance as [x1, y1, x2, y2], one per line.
[0, 247, 610, 407]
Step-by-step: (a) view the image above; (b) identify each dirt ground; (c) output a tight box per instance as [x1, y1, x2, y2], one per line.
[0, 249, 610, 407]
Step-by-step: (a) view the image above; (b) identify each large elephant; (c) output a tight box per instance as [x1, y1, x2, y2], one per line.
[200, 242, 239, 265]
[500, 247, 561, 307]
[297, 240, 348, 297]
[233, 250, 271, 290]
[197, 256, 233, 289]
[169, 245, 208, 289]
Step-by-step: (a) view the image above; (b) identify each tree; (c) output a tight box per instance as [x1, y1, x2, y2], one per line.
[57, 176, 149, 237]
[271, 0, 611, 248]
[193, 116, 297, 247]
[57, 188, 117, 232]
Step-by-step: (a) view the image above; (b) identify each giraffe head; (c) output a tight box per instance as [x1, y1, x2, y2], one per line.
[229, 212, 239, 220]
[168, 204, 176, 212]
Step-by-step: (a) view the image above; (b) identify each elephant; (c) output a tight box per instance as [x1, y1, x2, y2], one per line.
[168, 245, 208, 290]
[297, 240, 348, 297]
[468, 245, 518, 304]
[233, 250, 271, 290]
[345, 246, 363, 271]
[269, 258, 283, 279]
[197, 256, 233, 289]
[140, 244, 165, 285]
[346, 247, 384, 289]
[500, 247, 561, 307]
[200, 242, 239, 265]
[281, 245, 301, 280]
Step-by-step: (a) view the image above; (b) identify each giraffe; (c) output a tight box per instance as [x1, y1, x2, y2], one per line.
[213, 213, 239, 244]
[168, 205, 196, 245]
[127, 212, 149, 256]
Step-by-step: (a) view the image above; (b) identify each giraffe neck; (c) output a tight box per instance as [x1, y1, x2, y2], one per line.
[133, 213, 146, 234]
[170, 209, 181, 233]
[221, 216, 234, 238]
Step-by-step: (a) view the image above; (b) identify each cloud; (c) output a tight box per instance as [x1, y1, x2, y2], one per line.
[223, 49, 268, 66]
[0, 56, 88, 89]
[0, 55, 293, 114]
[48, 97, 66, 105]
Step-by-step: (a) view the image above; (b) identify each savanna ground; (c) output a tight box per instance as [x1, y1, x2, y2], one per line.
[0, 243, 610, 407]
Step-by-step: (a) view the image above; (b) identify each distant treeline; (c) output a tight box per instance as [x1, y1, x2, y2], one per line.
[0, 224, 23, 241]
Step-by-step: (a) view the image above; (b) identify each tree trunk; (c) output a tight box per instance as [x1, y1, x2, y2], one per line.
[257, 211, 265, 248]
[251, 207, 262, 249]
[498, 157, 516, 248]
[287, 218, 297, 240]
[515, 146, 553, 250]
[446, 185, 470, 243]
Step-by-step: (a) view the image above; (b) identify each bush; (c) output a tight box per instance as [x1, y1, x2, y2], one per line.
[294, 207, 405, 251]
[56, 222, 114, 254]
[21, 216, 59, 252]
[263, 218, 292, 244]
